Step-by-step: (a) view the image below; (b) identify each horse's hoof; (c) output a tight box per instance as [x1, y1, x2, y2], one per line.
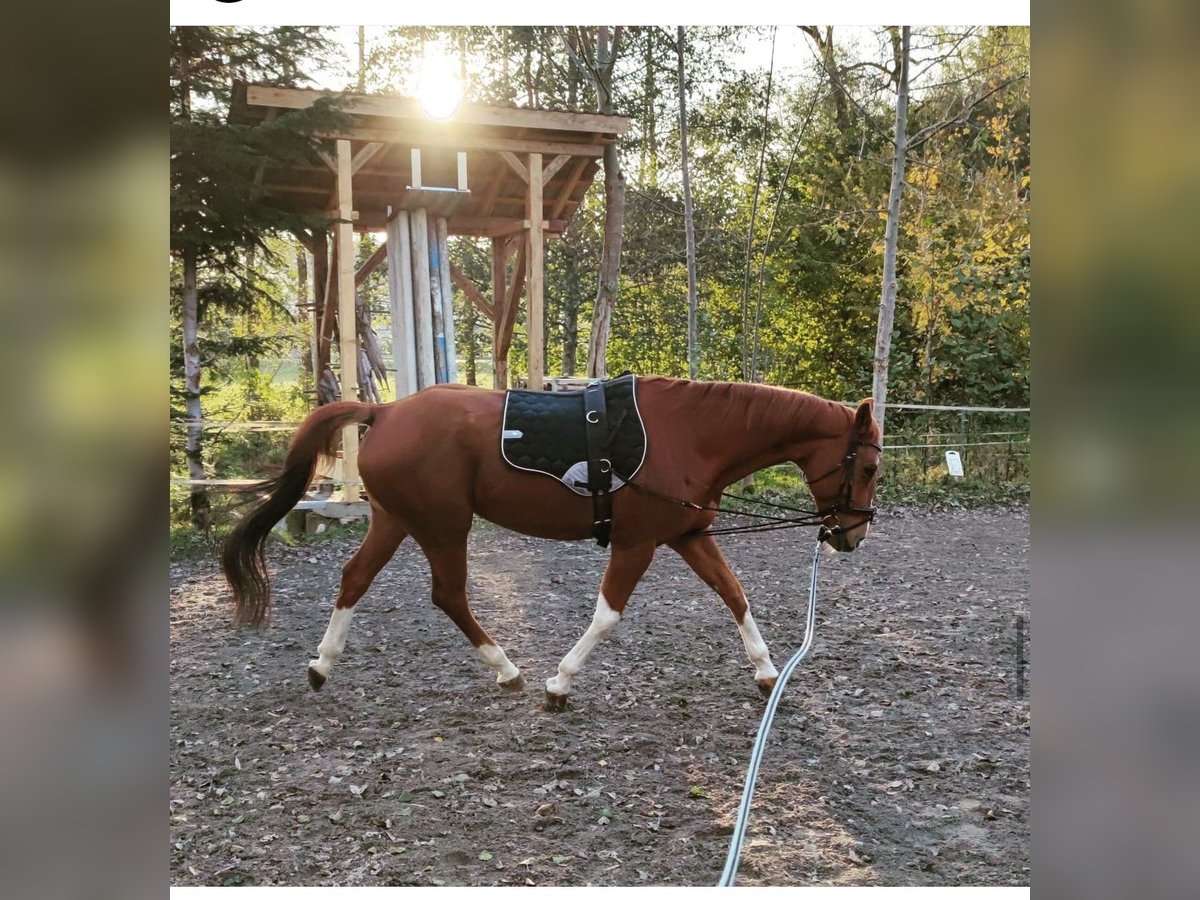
[544, 689, 569, 712]
[307, 666, 327, 692]
[756, 677, 777, 698]
[499, 672, 526, 692]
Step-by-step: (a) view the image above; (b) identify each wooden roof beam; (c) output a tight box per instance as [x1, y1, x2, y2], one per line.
[315, 127, 606, 159]
[246, 83, 631, 135]
[449, 216, 566, 238]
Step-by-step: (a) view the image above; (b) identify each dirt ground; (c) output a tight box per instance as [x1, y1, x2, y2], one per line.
[170, 505, 1029, 887]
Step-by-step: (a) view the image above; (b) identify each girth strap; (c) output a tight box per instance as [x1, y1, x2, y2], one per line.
[583, 381, 613, 547]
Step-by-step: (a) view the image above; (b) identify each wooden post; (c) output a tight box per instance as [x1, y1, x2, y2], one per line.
[386, 208, 418, 397]
[409, 208, 436, 389]
[410, 148, 423, 188]
[436, 217, 458, 383]
[526, 152, 545, 390]
[335, 139, 360, 501]
[491, 236, 508, 389]
[427, 213, 449, 383]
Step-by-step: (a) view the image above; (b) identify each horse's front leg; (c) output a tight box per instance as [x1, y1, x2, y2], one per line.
[544, 541, 656, 711]
[668, 532, 779, 695]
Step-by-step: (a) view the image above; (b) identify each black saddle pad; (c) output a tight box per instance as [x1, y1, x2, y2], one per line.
[501, 374, 647, 494]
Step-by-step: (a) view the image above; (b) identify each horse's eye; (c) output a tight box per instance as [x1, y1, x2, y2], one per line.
[864, 465, 878, 479]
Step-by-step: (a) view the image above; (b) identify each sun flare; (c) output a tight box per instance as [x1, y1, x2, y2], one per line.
[416, 50, 463, 120]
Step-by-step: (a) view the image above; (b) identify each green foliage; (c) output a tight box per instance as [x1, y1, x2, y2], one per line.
[169, 26, 1030, 529]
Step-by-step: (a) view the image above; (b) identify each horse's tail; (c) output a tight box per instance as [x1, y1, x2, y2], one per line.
[221, 401, 376, 628]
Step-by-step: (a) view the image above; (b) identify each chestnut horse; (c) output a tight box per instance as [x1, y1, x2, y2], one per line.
[221, 377, 882, 710]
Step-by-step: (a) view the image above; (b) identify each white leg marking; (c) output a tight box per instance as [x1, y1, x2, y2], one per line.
[309, 607, 354, 678]
[546, 591, 621, 696]
[738, 610, 778, 682]
[476, 642, 521, 683]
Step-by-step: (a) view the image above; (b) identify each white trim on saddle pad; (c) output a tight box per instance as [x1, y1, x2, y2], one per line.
[499, 374, 648, 495]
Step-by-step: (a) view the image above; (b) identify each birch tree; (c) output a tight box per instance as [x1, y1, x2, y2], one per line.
[559, 26, 627, 378]
[677, 26, 699, 379]
[873, 25, 910, 436]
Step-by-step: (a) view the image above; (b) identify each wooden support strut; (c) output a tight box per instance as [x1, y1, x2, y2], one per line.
[526, 153, 545, 391]
[542, 154, 572, 184]
[355, 240, 389, 287]
[500, 151, 530, 184]
[450, 261, 495, 321]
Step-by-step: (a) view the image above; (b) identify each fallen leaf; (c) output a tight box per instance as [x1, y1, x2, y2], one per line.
[478, 851, 493, 861]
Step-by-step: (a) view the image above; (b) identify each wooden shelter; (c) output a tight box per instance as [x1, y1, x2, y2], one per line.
[229, 82, 629, 500]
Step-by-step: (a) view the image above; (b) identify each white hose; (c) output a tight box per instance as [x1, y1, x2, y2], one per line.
[717, 535, 824, 886]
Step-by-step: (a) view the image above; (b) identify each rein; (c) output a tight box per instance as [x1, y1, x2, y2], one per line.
[626, 439, 882, 539]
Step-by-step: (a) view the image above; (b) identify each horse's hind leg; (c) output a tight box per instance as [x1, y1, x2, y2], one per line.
[668, 532, 779, 696]
[307, 510, 407, 691]
[420, 538, 524, 691]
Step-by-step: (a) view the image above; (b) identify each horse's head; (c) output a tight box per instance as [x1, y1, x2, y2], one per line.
[800, 398, 882, 552]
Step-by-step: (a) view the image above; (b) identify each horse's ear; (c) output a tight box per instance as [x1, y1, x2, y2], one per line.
[854, 398, 876, 433]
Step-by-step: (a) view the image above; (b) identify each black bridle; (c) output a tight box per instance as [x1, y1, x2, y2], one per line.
[804, 438, 882, 540]
[626, 436, 882, 541]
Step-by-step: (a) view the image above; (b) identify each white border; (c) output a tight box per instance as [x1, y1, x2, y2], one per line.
[171, 2, 1030, 27]
[173, 887, 1030, 897]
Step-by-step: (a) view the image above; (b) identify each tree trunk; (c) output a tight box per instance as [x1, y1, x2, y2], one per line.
[873, 26, 910, 436]
[561, 245, 580, 376]
[678, 26, 699, 380]
[357, 27, 366, 92]
[643, 34, 658, 189]
[801, 27, 850, 136]
[740, 27, 777, 380]
[296, 245, 312, 386]
[586, 26, 626, 379]
[566, 31, 579, 107]
[181, 248, 210, 530]
[464, 292, 479, 385]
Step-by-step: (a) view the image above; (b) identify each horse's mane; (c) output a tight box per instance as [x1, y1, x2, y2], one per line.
[651, 378, 851, 439]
